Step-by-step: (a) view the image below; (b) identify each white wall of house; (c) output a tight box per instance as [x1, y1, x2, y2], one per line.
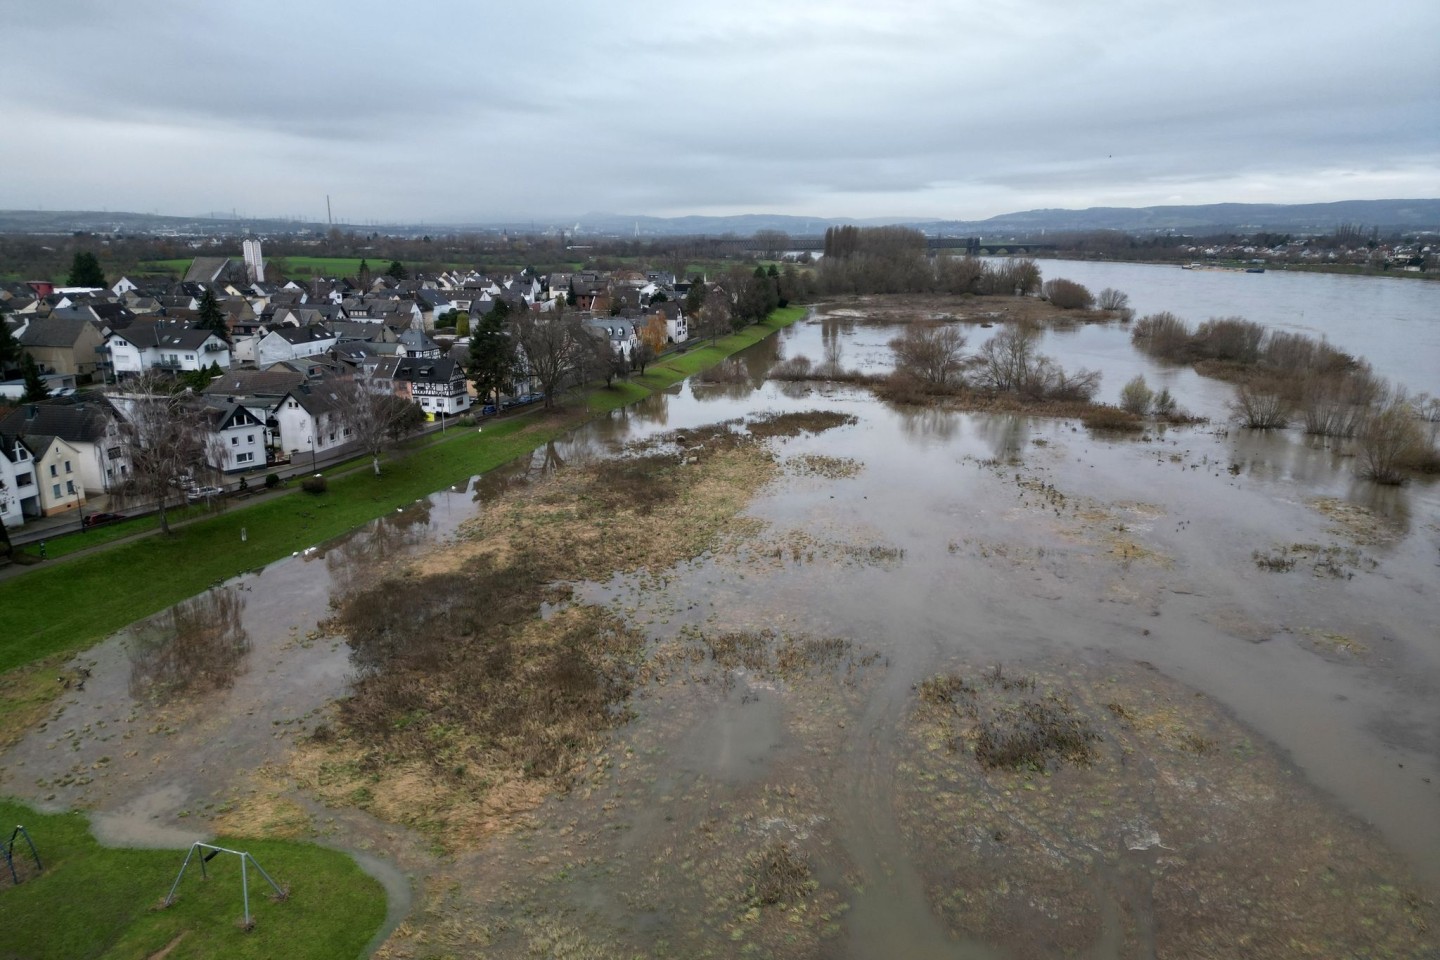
[257, 331, 338, 368]
[34, 439, 86, 517]
[107, 337, 155, 377]
[210, 418, 266, 473]
[0, 445, 28, 527]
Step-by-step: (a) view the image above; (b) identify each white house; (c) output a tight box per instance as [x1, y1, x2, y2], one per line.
[271, 385, 351, 467]
[107, 322, 232, 377]
[202, 401, 267, 474]
[0, 398, 131, 495]
[0, 436, 38, 527]
[256, 326, 339, 368]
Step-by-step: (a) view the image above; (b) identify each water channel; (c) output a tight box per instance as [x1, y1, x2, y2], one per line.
[3, 263, 1437, 956]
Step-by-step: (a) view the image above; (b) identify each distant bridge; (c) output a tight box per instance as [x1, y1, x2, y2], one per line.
[693, 236, 1054, 255]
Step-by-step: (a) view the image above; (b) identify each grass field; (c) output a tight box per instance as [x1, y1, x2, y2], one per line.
[0, 305, 807, 677]
[0, 799, 385, 960]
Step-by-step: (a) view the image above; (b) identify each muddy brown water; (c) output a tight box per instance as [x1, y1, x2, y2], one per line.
[3, 307, 1438, 956]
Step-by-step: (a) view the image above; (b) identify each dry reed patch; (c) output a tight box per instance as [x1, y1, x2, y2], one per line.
[1307, 496, 1405, 545]
[901, 661, 1437, 958]
[785, 453, 862, 479]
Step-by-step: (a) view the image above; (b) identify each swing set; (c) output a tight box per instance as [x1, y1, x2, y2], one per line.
[2, 825, 43, 885]
[162, 841, 288, 930]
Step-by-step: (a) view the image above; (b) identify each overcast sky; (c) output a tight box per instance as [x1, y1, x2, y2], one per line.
[2, 0, 1436, 225]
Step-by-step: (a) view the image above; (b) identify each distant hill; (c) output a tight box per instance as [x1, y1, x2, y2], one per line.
[2, 199, 1436, 239]
[921, 199, 1440, 236]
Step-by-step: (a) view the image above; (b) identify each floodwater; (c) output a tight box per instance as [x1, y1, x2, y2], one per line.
[3, 275, 1438, 956]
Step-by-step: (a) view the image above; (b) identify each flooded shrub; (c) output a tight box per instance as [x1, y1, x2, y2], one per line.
[1042, 278, 1095, 310]
[1096, 287, 1132, 319]
[1357, 394, 1427, 484]
[1153, 387, 1178, 419]
[889, 323, 969, 386]
[301, 474, 328, 494]
[1252, 549, 1297, 572]
[1194, 317, 1266, 364]
[769, 354, 813, 380]
[1081, 405, 1144, 432]
[972, 322, 1100, 401]
[744, 840, 816, 907]
[1231, 383, 1290, 429]
[1299, 367, 1384, 437]
[1119, 375, 1153, 416]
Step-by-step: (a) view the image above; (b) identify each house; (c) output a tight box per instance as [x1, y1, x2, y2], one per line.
[647, 301, 688, 343]
[255, 325, 339, 368]
[22, 434, 87, 517]
[107, 320, 232, 377]
[392, 357, 470, 416]
[582, 317, 638, 360]
[0, 435, 39, 527]
[17, 314, 106, 382]
[271, 384, 352, 466]
[396, 329, 441, 359]
[201, 400, 267, 474]
[0, 398, 131, 495]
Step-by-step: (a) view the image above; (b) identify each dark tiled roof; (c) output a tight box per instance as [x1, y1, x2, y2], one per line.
[0, 396, 117, 444]
[202, 368, 306, 397]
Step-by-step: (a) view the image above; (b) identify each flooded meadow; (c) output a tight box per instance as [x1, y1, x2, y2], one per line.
[3, 278, 1439, 957]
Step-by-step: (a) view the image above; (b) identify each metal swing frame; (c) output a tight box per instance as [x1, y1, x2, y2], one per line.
[163, 841, 286, 929]
[2, 825, 42, 885]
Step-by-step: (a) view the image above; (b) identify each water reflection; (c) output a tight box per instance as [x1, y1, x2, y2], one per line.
[974, 413, 1032, 460]
[324, 500, 435, 595]
[127, 587, 250, 702]
[892, 402, 962, 443]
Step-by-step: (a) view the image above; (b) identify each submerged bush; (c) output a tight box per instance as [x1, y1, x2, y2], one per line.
[1231, 383, 1291, 429]
[1042, 277, 1095, 310]
[1357, 394, 1426, 484]
[1119, 375, 1154, 416]
[301, 474, 328, 494]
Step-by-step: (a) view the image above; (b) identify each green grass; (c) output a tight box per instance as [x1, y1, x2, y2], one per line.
[0, 799, 384, 960]
[0, 306, 808, 676]
[137, 256, 473, 279]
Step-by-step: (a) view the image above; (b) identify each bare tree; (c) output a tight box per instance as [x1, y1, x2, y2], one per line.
[333, 380, 423, 476]
[512, 307, 588, 409]
[113, 377, 220, 535]
[888, 324, 968, 386]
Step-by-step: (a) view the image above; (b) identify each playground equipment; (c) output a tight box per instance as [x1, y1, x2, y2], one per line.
[163, 842, 287, 930]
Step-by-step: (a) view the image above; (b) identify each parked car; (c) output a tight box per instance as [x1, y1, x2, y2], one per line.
[83, 512, 127, 528]
[187, 485, 224, 502]
[481, 403, 498, 416]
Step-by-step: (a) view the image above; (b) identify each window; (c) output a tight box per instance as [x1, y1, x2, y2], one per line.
[231, 436, 238, 446]
[247, 434, 254, 443]
[237, 452, 255, 464]
[328, 432, 336, 442]
[49, 464, 58, 478]
[16, 472, 31, 486]
[107, 446, 121, 459]
[66, 480, 75, 494]
[52, 484, 61, 498]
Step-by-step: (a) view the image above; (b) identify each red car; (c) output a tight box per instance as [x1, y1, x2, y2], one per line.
[83, 512, 127, 528]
